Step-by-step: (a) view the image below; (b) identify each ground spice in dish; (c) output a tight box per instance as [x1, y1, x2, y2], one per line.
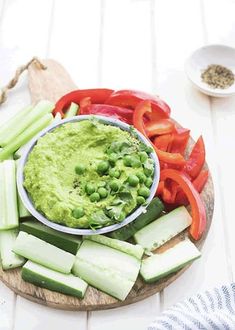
[201, 64, 234, 89]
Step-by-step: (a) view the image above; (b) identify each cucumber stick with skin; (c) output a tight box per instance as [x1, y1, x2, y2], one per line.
[134, 206, 192, 252]
[73, 257, 134, 301]
[140, 239, 201, 283]
[0, 113, 53, 161]
[20, 220, 81, 254]
[0, 101, 54, 147]
[110, 198, 164, 241]
[64, 102, 79, 118]
[73, 240, 141, 300]
[77, 240, 140, 281]
[16, 159, 31, 218]
[0, 105, 33, 145]
[22, 261, 88, 298]
[0, 160, 19, 230]
[13, 231, 75, 274]
[0, 229, 25, 270]
[84, 234, 144, 260]
[14, 112, 61, 160]
[18, 195, 31, 218]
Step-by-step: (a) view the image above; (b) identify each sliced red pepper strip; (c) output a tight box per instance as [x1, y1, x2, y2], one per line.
[184, 136, 205, 179]
[156, 181, 164, 195]
[153, 145, 186, 165]
[106, 89, 171, 121]
[80, 104, 133, 124]
[145, 119, 175, 137]
[153, 134, 173, 152]
[169, 128, 190, 155]
[54, 89, 114, 117]
[160, 169, 206, 240]
[175, 170, 209, 206]
[133, 100, 151, 137]
[132, 101, 186, 165]
[79, 97, 92, 114]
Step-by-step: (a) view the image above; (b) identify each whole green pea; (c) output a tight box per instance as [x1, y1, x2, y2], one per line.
[139, 151, 148, 162]
[110, 180, 120, 192]
[131, 158, 141, 168]
[136, 172, 147, 184]
[109, 168, 121, 178]
[72, 207, 85, 219]
[109, 153, 118, 166]
[137, 196, 146, 205]
[98, 187, 108, 198]
[128, 175, 139, 187]
[75, 164, 86, 175]
[138, 187, 150, 198]
[97, 161, 109, 174]
[85, 183, 96, 195]
[90, 192, 101, 202]
[145, 177, 153, 188]
[123, 155, 132, 167]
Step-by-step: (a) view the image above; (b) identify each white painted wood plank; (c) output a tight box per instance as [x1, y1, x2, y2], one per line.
[48, 0, 102, 88]
[89, 295, 160, 330]
[202, 0, 235, 46]
[153, 0, 231, 309]
[14, 297, 87, 330]
[0, 0, 54, 66]
[0, 282, 15, 330]
[100, 0, 152, 91]
[203, 0, 235, 278]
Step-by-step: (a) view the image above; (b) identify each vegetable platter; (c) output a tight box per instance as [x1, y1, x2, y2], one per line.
[0, 59, 214, 311]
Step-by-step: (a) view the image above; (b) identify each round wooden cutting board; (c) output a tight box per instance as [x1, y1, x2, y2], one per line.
[0, 59, 214, 311]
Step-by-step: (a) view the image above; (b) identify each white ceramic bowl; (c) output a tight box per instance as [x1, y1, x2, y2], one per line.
[17, 115, 160, 236]
[185, 45, 235, 97]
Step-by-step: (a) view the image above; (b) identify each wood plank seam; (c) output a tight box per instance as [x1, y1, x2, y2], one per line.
[45, 0, 56, 58]
[150, 0, 157, 93]
[209, 99, 234, 282]
[98, 0, 105, 86]
[201, 0, 234, 283]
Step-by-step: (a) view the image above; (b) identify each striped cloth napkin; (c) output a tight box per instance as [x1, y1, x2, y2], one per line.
[148, 283, 235, 330]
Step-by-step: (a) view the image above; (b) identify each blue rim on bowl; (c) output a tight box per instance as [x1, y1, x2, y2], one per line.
[17, 115, 160, 235]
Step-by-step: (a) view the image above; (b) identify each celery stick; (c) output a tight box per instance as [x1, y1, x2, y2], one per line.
[0, 113, 53, 161]
[0, 100, 54, 147]
[0, 160, 18, 230]
[0, 106, 33, 144]
[18, 196, 31, 218]
[64, 102, 79, 118]
[53, 112, 62, 122]
[14, 112, 61, 160]
[0, 229, 25, 270]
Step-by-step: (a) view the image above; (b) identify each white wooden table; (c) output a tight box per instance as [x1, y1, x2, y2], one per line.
[0, 0, 234, 329]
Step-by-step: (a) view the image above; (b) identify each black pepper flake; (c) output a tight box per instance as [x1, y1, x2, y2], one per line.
[201, 64, 234, 89]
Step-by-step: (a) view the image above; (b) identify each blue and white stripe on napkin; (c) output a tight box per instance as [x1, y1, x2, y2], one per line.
[148, 283, 235, 330]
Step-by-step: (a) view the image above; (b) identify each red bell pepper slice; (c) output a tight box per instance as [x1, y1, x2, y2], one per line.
[54, 89, 114, 117]
[169, 128, 190, 155]
[184, 136, 205, 179]
[133, 100, 151, 137]
[106, 89, 171, 121]
[132, 101, 186, 165]
[153, 134, 173, 151]
[160, 169, 206, 240]
[80, 104, 133, 124]
[145, 119, 175, 138]
[175, 170, 209, 206]
[153, 145, 186, 165]
[79, 97, 92, 114]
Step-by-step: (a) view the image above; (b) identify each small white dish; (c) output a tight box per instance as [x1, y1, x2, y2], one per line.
[185, 45, 235, 97]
